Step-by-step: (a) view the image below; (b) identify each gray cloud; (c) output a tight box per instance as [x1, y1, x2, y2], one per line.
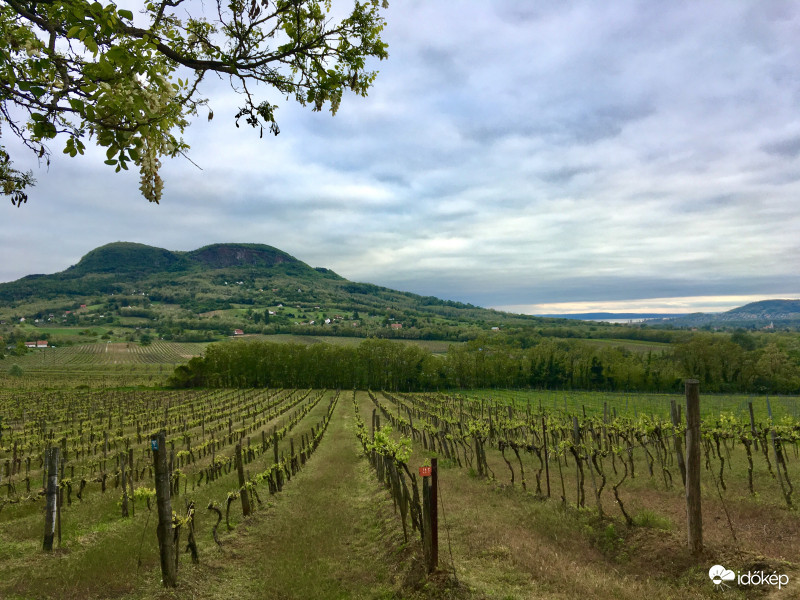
[762, 136, 800, 158]
[2, 0, 799, 313]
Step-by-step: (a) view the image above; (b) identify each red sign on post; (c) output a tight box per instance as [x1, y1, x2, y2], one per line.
[419, 465, 432, 477]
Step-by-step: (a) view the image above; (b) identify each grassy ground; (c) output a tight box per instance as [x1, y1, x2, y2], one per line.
[1, 382, 798, 598]
[123, 397, 427, 600]
[358, 392, 800, 599]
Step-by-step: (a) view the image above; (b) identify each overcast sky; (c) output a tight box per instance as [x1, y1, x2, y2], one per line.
[3, 0, 800, 314]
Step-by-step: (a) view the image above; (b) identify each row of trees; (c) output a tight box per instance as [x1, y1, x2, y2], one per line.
[169, 334, 800, 393]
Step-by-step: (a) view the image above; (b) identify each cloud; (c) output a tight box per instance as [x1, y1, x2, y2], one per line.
[1, 0, 799, 313]
[762, 136, 800, 158]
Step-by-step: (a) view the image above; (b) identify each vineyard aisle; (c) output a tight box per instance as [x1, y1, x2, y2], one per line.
[129, 397, 423, 600]
[356, 392, 800, 599]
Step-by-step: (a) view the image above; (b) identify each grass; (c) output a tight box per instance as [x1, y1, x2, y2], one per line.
[0, 390, 344, 599]
[633, 509, 674, 530]
[363, 390, 800, 597]
[118, 398, 420, 600]
[1, 379, 798, 598]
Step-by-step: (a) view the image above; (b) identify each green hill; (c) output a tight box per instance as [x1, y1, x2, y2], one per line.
[3, 242, 795, 351]
[0, 242, 553, 345]
[655, 299, 800, 329]
[727, 299, 800, 318]
[65, 241, 188, 275]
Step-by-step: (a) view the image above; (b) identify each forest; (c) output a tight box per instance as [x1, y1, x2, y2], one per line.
[168, 333, 800, 394]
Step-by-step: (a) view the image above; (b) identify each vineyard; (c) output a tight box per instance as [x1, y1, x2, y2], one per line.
[1, 341, 207, 367]
[0, 342, 208, 388]
[0, 380, 798, 598]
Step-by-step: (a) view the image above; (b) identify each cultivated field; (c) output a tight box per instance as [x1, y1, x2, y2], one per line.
[0, 344, 798, 599]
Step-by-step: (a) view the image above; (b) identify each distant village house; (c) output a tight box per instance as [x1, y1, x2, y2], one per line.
[25, 341, 49, 348]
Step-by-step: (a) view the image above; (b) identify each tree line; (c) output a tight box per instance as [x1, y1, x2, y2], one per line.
[168, 334, 800, 394]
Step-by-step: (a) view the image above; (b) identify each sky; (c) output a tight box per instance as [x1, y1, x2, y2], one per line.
[2, 0, 800, 315]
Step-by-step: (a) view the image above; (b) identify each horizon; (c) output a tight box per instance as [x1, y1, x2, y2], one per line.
[2, 2, 799, 313]
[504, 294, 800, 316]
[0, 240, 797, 317]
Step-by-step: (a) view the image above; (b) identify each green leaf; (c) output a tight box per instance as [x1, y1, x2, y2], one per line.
[84, 37, 98, 54]
[68, 98, 85, 112]
[118, 9, 133, 20]
[104, 159, 117, 165]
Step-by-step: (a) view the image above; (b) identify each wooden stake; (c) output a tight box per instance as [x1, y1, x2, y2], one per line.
[128, 448, 136, 516]
[670, 399, 686, 487]
[684, 380, 703, 555]
[236, 443, 251, 517]
[151, 432, 177, 587]
[43, 447, 59, 551]
[430, 457, 439, 573]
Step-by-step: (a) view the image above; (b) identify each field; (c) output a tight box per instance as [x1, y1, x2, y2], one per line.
[0, 342, 209, 388]
[238, 333, 456, 354]
[0, 343, 798, 599]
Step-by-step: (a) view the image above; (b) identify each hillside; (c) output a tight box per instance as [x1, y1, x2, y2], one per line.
[2, 243, 797, 351]
[654, 299, 800, 329]
[0, 241, 559, 345]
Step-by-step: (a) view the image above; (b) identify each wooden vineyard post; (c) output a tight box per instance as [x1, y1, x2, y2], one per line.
[57, 479, 62, 548]
[430, 458, 438, 572]
[120, 452, 129, 518]
[151, 432, 177, 588]
[43, 447, 59, 551]
[670, 399, 686, 487]
[128, 448, 136, 517]
[684, 380, 703, 556]
[420, 459, 439, 574]
[236, 443, 251, 517]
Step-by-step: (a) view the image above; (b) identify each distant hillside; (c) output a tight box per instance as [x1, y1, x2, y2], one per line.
[0, 241, 558, 344]
[4, 242, 796, 346]
[65, 242, 188, 276]
[186, 243, 302, 270]
[727, 299, 800, 318]
[654, 299, 800, 329]
[66, 241, 303, 275]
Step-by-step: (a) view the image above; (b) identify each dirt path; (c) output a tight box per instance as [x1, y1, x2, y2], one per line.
[122, 392, 798, 600]
[136, 397, 419, 600]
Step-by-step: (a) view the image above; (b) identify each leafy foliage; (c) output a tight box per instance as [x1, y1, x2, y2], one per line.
[1, 0, 388, 203]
